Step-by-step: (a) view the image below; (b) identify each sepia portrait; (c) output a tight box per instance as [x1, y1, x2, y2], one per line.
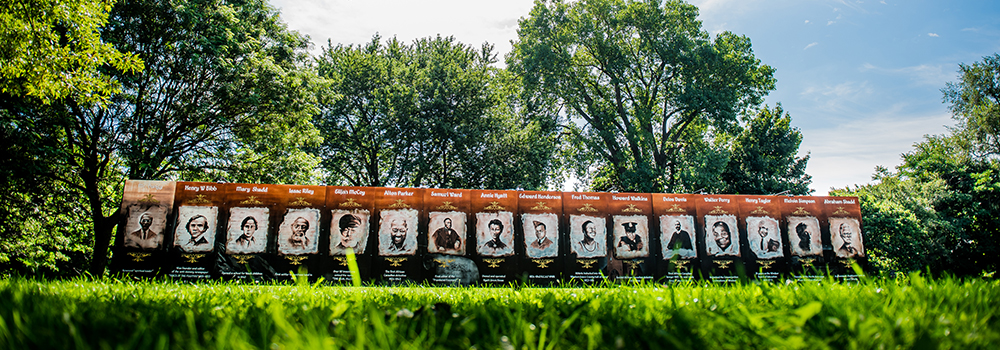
[277, 208, 320, 256]
[173, 206, 218, 253]
[746, 216, 782, 260]
[225, 207, 269, 254]
[378, 209, 419, 256]
[428, 211, 467, 255]
[569, 215, 606, 258]
[659, 215, 696, 260]
[123, 205, 168, 251]
[787, 216, 822, 257]
[330, 209, 370, 255]
[613, 215, 649, 259]
[704, 214, 739, 257]
[829, 217, 864, 258]
[522, 213, 559, 259]
[476, 211, 514, 257]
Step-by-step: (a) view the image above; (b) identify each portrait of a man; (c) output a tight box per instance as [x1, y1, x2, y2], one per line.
[569, 215, 606, 258]
[330, 210, 370, 255]
[523, 213, 559, 258]
[378, 209, 418, 256]
[660, 215, 695, 260]
[787, 216, 822, 257]
[476, 211, 514, 257]
[277, 208, 320, 256]
[704, 215, 739, 257]
[428, 211, 467, 255]
[830, 217, 864, 258]
[124, 206, 167, 250]
[173, 206, 218, 253]
[225, 207, 269, 254]
[746, 216, 782, 260]
[613, 215, 649, 259]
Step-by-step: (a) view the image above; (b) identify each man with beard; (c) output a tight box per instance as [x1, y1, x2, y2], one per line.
[127, 212, 162, 250]
[836, 222, 861, 258]
[618, 222, 643, 252]
[432, 217, 462, 252]
[288, 217, 310, 249]
[665, 219, 692, 251]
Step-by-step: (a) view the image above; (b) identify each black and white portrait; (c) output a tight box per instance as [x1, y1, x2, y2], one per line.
[613, 215, 649, 259]
[704, 215, 739, 257]
[476, 211, 514, 257]
[277, 208, 320, 255]
[124, 205, 168, 250]
[428, 211, 466, 255]
[173, 206, 218, 253]
[569, 215, 606, 258]
[225, 207, 269, 254]
[523, 213, 559, 259]
[330, 209, 370, 255]
[787, 216, 822, 257]
[378, 209, 419, 256]
[830, 217, 864, 258]
[746, 216, 782, 260]
[660, 215, 696, 260]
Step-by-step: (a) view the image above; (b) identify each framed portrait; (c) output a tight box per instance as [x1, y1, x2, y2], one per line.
[428, 211, 467, 255]
[569, 215, 606, 258]
[123, 205, 169, 251]
[476, 211, 514, 257]
[277, 208, 320, 256]
[704, 214, 739, 257]
[225, 207, 269, 254]
[330, 209, 370, 255]
[829, 217, 864, 258]
[787, 216, 822, 257]
[378, 209, 419, 256]
[612, 215, 649, 259]
[746, 216, 783, 260]
[660, 215, 696, 260]
[173, 206, 218, 253]
[522, 213, 559, 258]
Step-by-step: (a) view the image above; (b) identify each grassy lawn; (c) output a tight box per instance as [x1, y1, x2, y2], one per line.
[1, 275, 997, 349]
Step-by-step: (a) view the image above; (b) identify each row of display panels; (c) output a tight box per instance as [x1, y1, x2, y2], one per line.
[111, 180, 866, 284]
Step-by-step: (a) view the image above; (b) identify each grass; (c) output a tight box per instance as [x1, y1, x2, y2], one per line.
[0, 275, 997, 349]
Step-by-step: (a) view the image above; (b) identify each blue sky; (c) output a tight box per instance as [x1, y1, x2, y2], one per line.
[270, 0, 1000, 194]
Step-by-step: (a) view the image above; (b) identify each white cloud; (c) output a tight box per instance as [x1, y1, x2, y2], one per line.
[804, 42, 819, 50]
[860, 63, 954, 87]
[928, 33, 940, 37]
[827, 20, 836, 25]
[805, 20, 811, 24]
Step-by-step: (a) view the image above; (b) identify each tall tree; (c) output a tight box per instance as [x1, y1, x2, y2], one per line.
[719, 104, 812, 195]
[1, 0, 321, 275]
[508, 0, 775, 193]
[942, 53, 1000, 158]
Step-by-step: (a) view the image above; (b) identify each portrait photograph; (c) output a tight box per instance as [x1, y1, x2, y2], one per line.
[277, 208, 320, 256]
[569, 214, 606, 258]
[746, 216, 783, 260]
[225, 207, 269, 255]
[787, 216, 823, 257]
[830, 217, 864, 258]
[659, 215, 696, 260]
[173, 206, 218, 253]
[330, 209, 370, 256]
[522, 213, 559, 259]
[123, 205, 168, 251]
[378, 209, 419, 256]
[704, 214, 740, 257]
[476, 211, 514, 257]
[427, 211, 467, 255]
[613, 215, 649, 259]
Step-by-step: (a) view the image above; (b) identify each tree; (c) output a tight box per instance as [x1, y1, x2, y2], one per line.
[0, 0, 321, 275]
[942, 53, 1000, 157]
[508, 0, 775, 193]
[313, 35, 560, 190]
[719, 104, 812, 195]
[0, 0, 143, 104]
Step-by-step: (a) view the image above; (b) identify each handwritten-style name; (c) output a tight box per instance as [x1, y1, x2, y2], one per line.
[184, 185, 218, 192]
[431, 191, 463, 198]
[235, 186, 268, 193]
[480, 192, 509, 199]
[288, 188, 315, 195]
[334, 189, 366, 196]
[519, 193, 561, 200]
[824, 199, 857, 205]
[743, 198, 772, 204]
[703, 197, 730, 203]
[612, 195, 648, 201]
[384, 190, 414, 197]
[570, 194, 601, 201]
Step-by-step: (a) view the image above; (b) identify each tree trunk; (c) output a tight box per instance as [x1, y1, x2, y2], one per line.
[88, 212, 116, 276]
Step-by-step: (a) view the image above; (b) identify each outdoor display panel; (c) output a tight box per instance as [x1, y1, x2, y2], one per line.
[822, 196, 865, 281]
[373, 187, 424, 284]
[216, 183, 281, 281]
[324, 186, 376, 284]
[780, 196, 827, 280]
[422, 188, 476, 286]
[517, 190, 564, 286]
[110, 180, 177, 278]
[697, 195, 744, 283]
[607, 192, 654, 282]
[165, 182, 225, 280]
[268, 184, 326, 281]
[563, 191, 609, 284]
[470, 189, 518, 285]
[736, 195, 785, 282]
[651, 193, 698, 283]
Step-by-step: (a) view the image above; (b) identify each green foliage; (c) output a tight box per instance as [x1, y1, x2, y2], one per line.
[1, 276, 998, 349]
[0, 0, 143, 104]
[942, 53, 1000, 157]
[509, 0, 776, 192]
[314, 35, 559, 190]
[720, 104, 812, 195]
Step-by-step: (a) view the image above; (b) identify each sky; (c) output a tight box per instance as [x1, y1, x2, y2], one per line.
[269, 0, 1000, 194]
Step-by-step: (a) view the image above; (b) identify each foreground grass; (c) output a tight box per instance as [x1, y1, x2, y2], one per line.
[0, 276, 997, 349]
